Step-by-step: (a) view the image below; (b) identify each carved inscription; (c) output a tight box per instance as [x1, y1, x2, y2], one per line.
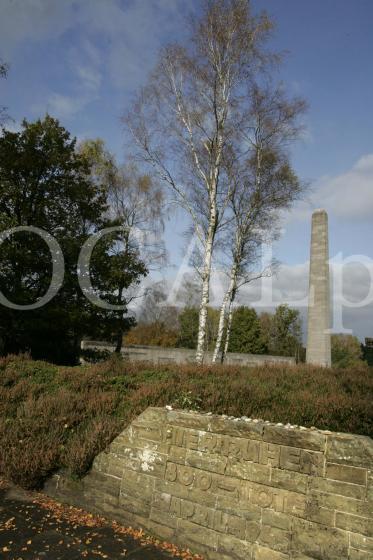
[153, 493, 256, 541]
[165, 426, 323, 476]
[46, 408, 373, 560]
[249, 484, 306, 516]
[166, 426, 261, 461]
[165, 462, 240, 500]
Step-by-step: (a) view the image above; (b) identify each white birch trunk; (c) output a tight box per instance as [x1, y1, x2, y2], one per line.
[195, 126, 222, 363]
[195, 212, 216, 364]
[222, 294, 234, 362]
[212, 260, 239, 363]
[212, 290, 230, 363]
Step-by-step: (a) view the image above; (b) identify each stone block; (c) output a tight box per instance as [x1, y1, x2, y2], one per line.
[118, 493, 150, 518]
[368, 471, 373, 502]
[314, 491, 373, 517]
[83, 471, 121, 498]
[280, 446, 324, 476]
[258, 524, 291, 553]
[176, 518, 218, 550]
[326, 462, 367, 485]
[327, 434, 373, 468]
[217, 492, 261, 521]
[309, 475, 366, 499]
[253, 544, 290, 559]
[303, 496, 335, 525]
[262, 509, 292, 531]
[150, 506, 178, 529]
[336, 512, 373, 537]
[168, 444, 187, 464]
[263, 425, 326, 451]
[291, 518, 349, 560]
[120, 470, 154, 503]
[226, 459, 270, 484]
[271, 468, 308, 493]
[154, 477, 217, 508]
[350, 534, 373, 553]
[218, 533, 254, 559]
[186, 448, 228, 474]
[259, 441, 281, 467]
[349, 550, 373, 560]
[42, 408, 373, 560]
[137, 406, 167, 425]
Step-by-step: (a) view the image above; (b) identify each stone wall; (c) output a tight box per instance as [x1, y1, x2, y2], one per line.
[45, 408, 373, 560]
[81, 340, 295, 366]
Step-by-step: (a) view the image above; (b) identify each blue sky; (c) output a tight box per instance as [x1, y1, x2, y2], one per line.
[1, 0, 373, 338]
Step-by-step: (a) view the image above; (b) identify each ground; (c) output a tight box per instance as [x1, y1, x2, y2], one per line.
[0, 480, 201, 560]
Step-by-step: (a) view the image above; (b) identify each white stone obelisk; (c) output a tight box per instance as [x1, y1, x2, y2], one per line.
[306, 209, 331, 366]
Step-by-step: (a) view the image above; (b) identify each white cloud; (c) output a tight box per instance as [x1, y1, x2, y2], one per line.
[1, 0, 192, 120]
[75, 65, 101, 92]
[319, 154, 373, 219]
[0, 0, 191, 90]
[44, 93, 86, 119]
[232, 258, 373, 341]
[288, 153, 373, 223]
[0, 0, 76, 55]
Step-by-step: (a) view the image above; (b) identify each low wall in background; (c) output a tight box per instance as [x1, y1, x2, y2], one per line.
[81, 340, 296, 366]
[45, 407, 373, 560]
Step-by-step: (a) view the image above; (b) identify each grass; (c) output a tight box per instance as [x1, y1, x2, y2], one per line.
[0, 354, 372, 490]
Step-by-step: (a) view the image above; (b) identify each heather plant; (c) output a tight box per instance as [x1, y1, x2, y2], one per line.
[0, 354, 372, 489]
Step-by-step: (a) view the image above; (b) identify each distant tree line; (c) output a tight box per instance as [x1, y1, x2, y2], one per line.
[125, 298, 371, 368]
[126, 302, 304, 360]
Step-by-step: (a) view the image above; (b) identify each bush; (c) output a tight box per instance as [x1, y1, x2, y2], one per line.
[125, 322, 178, 347]
[331, 333, 364, 368]
[80, 348, 112, 363]
[0, 354, 372, 489]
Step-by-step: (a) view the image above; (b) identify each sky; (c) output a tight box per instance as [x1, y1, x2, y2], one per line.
[1, 0, 373, 340]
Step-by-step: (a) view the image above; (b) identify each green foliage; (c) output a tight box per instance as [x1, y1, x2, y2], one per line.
[0, 117, 146, 364]
[80, 348, 111, 364]
[362, 345, 373, 367]
[228, 306, 266, 354]
[177, 307, 219, 350]
[0, 355, 371, 489]
[331, 334, 364, 368]
[177, 307, 199, 349]
[125, 322, 179, 347]
[172, 391, 202, 411]
[263, 304, 303, 357]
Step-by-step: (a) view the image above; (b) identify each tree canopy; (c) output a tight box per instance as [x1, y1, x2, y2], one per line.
[0, 116, 147, 363]
[264, 304, 303, 358]
[228, 307, 266, 354]
[331, 334, 363, 368]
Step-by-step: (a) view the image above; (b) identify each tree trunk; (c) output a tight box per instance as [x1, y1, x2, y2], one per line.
[115, 287, 124, 354]
[221, 285, 237, 363]
[114, 329, 123, 353]
[195, 199, 217, 365]
[212, 291, 230, 363]
[195, 234, 214, 364]
[212, 260, 239, 363]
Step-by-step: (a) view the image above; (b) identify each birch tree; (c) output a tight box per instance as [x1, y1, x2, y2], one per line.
[212, 84, 306, 363]
[124, 0, 274, 363]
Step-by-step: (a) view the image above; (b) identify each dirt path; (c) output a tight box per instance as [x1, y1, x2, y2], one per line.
[0, 480, 201, 560]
